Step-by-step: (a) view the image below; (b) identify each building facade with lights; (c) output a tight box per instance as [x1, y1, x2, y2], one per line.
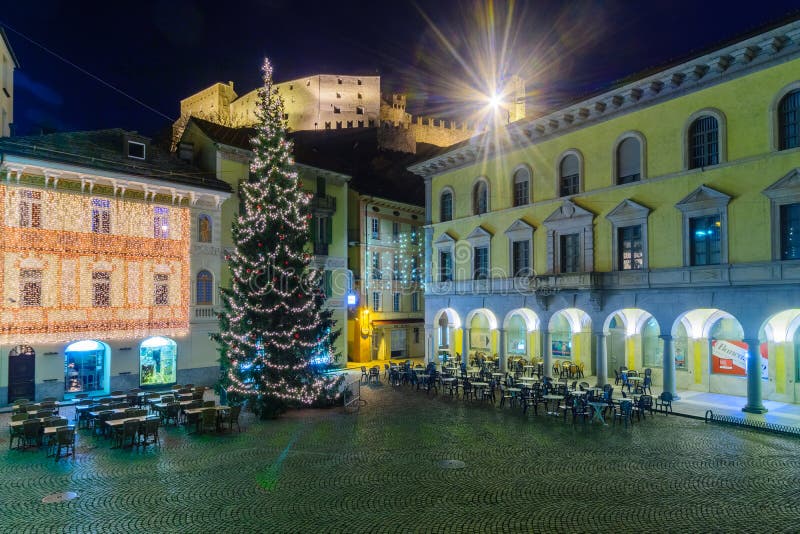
[179, 118, 350, 366]
[411, 18, 800, 411]
[347, 194, 425, 363]
[0, 130, 231, 403]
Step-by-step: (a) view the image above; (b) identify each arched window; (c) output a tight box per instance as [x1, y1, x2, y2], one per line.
[779, 89, 799, 150]
[196, 270, 213, 305]
[559, 154, 580, 196]
[688, 116, 719, 169]
[139, 336, 177, 387]
[473, 180, 488, 215]
[512, 167, 530, 206]
[440, 190, 453, 222]
[198, 215, 212, 242]
[616, 137, 641, 184]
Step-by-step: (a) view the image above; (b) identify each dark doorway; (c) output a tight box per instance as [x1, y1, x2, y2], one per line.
[8, 345, 35, 402]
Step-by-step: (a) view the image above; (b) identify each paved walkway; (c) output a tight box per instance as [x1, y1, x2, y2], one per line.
[2, 382, 800, 532]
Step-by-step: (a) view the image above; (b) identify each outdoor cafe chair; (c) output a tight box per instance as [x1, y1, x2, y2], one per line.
[614, 400, 635, 427]
[220, 405, 242, 433]
[200, 408, 217, 434]
[21, 420, 43, 450]
[360, 366, 369, 383]
[139, 417, 161, 447]
[53, 426, 76, 460]
[655, 392, 674, 414]
[117, 420, 140, 449]
[462, 380, 474, 401]
[9, 418, 26, 450]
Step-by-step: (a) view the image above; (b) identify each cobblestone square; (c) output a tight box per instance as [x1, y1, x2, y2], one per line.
[2, 383, 800, 533]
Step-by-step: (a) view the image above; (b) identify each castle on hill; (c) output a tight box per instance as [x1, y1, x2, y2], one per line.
[176, 73, 525, 153]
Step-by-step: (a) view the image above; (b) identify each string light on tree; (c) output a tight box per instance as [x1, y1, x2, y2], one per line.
[213, 57, 342, 418]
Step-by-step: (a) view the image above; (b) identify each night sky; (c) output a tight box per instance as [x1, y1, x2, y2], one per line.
[3, 0, 799, 139]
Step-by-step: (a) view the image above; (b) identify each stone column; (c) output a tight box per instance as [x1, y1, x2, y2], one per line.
[594, 332, 608, 388]
[498, 328, 506, 373]
[542, 331, 552, 379]
[660, 334, 679, 399]
[425, 326, 434, 364]
[462, 328, 470, 366]
[742, 337, 768, 414]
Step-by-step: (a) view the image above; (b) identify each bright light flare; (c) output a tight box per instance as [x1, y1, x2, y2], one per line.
[487, 93, 502, 109]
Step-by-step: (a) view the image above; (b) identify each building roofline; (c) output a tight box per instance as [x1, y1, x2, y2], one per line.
[409, 15, 800, 179]
[0, 27, 20, 68]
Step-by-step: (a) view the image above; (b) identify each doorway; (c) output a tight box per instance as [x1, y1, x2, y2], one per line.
[8, 345, 36, 402]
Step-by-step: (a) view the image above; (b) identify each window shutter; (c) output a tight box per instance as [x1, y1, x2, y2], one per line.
[325, 216, 333, 244]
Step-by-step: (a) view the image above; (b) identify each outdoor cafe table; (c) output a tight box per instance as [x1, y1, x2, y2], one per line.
[542, 394, 563, 416]
[518, 377, 537, 385]
[184, 405, 230, 430]
[491, 372, 504, 380]
[470, 381, 489, 397]
[523, 365, 535, 376]
[587, 401, 608, 425]
[467, 368, 481, 377]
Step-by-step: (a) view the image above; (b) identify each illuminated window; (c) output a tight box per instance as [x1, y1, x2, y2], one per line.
[139, 336, 177, 387]
[153, 206, 169, 239]
[690, 215, 721, 266]
[618, 225, 643, 270]
[371, 217, 380, 239]
[91, 198, 111, 234]
[372, 291, 381, 311]
[196, 270, 213, 305]
[92, 271, 111, 307]
[154, 274, 169, 306]
[198, 214, 212, 242]
[393, 292, 401, 312]
[371, 252, 381, 280]
[65, 340, 107, 394]
[20, 269, 42, 307]
[780, 203, 800, 260]
[19, 189, 42, 228]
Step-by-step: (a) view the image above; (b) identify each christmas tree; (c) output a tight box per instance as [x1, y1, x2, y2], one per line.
[213, 58, 342, 418]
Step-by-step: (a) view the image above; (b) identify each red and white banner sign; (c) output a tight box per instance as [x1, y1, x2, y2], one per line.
[711, 340, 768, 379]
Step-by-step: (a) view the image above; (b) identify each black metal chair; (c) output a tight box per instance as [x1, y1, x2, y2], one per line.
[655, 391, 674, 415]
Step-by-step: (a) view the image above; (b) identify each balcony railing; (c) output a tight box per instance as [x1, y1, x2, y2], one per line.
[310, 194, 336, 212]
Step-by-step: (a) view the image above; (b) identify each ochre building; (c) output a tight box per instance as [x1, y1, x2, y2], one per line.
[411, 17, 800, 411]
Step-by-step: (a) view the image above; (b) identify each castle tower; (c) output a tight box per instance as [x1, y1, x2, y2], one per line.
[506, 75, 526, 122]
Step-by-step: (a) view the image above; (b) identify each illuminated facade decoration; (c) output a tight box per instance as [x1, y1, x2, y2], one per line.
[347, 194, 425, 363]
[0, 128, 231, 403]
[411, 18, 800, 412]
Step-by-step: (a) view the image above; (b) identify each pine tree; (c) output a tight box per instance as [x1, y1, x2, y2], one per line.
[213, 58, 342, 418]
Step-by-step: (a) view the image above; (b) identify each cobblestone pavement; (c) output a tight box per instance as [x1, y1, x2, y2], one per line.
[2, 383, 800, 533]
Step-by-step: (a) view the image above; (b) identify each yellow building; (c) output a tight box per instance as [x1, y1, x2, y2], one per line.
[0, 129, 231, 403]
[180, 118, 350, 366]
[347, 193, 425, 363]
[0, 28, 19, 137]
[411, 17, 800, 411]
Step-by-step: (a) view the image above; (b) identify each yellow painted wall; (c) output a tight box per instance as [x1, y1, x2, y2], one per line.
[429, 58, 800, 279]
